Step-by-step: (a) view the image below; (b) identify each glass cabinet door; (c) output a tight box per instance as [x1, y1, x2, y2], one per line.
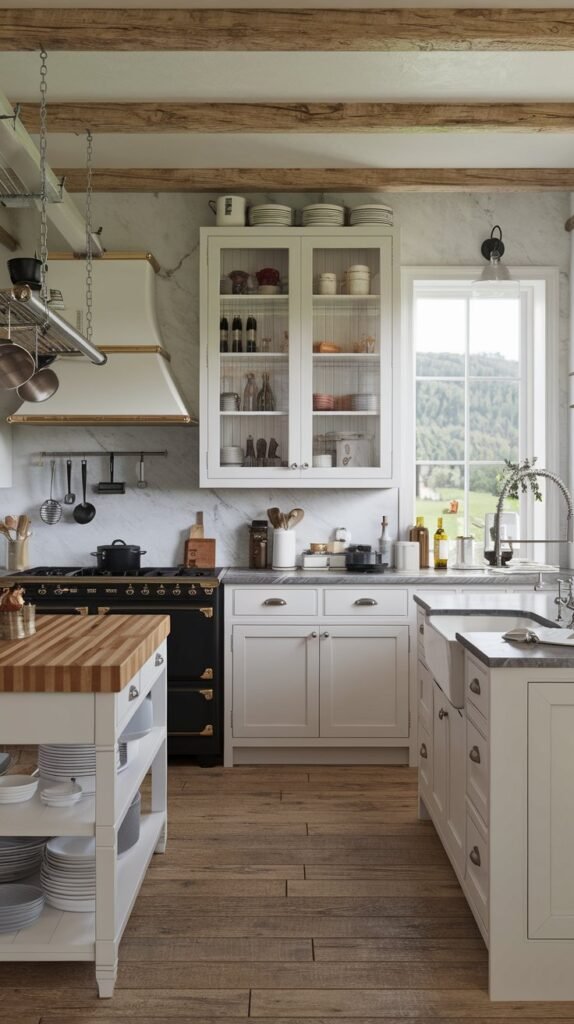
[300, 237, 394, 481]
[206, 236, 301, 481]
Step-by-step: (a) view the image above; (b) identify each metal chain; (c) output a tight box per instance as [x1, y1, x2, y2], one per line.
[38, 48, 49, 306]
[85, 129, 94, 343]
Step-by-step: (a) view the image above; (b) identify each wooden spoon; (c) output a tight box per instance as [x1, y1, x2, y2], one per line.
[267, 507, 283, 530]
[287, 508, 305, 529]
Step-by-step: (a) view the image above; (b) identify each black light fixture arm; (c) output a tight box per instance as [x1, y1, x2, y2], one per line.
[481, 225, 505, 263]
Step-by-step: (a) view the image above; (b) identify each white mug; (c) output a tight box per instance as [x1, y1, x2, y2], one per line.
[208, 195, 246, 227]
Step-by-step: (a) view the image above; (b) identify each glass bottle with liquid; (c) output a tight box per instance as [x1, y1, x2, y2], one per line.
[219, 316, 229, 353]
[232, 316, 243, 353]
[257, 373, 276, 411]
[242, 372, 258, 411]
[246, 315, 257, 353]
[433, 516, 449, 570]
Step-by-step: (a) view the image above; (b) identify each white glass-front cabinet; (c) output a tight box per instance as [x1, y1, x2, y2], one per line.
[199, 226, 398, 488]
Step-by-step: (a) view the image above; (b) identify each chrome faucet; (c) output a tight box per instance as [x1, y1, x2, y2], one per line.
[493, 467, 574, 567]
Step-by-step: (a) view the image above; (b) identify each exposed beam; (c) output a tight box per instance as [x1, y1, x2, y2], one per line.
[1, 8, 574, 52]
[0, 224, 19, 252]
[20, 102, 574, 135]
[54, 167, 574, 194]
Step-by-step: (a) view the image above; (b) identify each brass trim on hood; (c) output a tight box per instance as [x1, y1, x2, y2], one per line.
[7, 414, 193, 424]
[49, 251, 160, 273]
[98, 345, 171, 361]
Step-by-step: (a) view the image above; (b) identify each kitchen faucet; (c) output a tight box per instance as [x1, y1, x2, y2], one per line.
[493, 467, 574, 567]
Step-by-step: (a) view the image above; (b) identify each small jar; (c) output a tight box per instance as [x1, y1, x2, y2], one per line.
[318, 272, 337, 295]
[249, 520, 268, 569]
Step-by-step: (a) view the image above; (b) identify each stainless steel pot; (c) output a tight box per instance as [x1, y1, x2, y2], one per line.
[91, 539, 147, 573]
[0, 341, 36, 390]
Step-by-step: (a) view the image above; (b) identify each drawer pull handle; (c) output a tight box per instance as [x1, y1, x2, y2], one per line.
[128, 685, 139, 702]
[438, 707, 448, 719]
[263, 598, 287, 606]
[199, 688, 214, 702]
[419, 624, 424, 635]
[354, 598, 378, 606]
[469, 846, 481, 867]
[155, 653, 164, 667]
[420, 743, 428, 759]
[469, 745, 481, 764]
[470, 678, 481, 695]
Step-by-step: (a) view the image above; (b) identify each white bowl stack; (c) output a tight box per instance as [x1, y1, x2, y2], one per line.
[0, 775, 39, 804]
[0, 837, 47, 883]
[302, 203, 345, 227]
[249, 204, 293, 227]
[0, 883, 44, 933]
[346, 264, 371, 296]
[349, 203, 393, 226]
[220, 446, 244, 466]
[350, 393, 378, 412]
[41, 837, 96, 913]
[40, 781, 83, 808]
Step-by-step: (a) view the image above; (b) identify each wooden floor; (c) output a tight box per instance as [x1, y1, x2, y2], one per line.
[4, 751, 574, 1022]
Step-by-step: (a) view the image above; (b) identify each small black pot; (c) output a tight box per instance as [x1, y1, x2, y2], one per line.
[7, 257, 43, 291]
[91, 539, 146, 573]
[345, 545, 383, 572]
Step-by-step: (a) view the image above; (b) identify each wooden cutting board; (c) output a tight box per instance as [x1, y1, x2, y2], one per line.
[184, 537, 216, 568]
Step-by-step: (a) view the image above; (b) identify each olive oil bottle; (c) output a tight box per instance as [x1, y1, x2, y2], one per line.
[433, 516, 448, 570]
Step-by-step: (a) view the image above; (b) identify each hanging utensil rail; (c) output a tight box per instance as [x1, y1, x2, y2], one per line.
[39, 450, 168, 458]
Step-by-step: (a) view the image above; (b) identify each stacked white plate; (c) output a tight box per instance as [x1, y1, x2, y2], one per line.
[38, 744, 121, 794]
[349, 203, 393, 226]
[0, 883, 44, 933]
[302, 203, 345, 227]
[0, 837, 47, 883]
[249, 203, 292, 227]
[41, 837, 96, 913]
[220, 445, 244, 466]
[350, 393, 378, 411]
[40, 781, 83, 808]
[0, 775, 39, 804]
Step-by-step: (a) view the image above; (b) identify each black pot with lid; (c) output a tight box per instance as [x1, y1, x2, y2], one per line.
[91, 539, 147, 573]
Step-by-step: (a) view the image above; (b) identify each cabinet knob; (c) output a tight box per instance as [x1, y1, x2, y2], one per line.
[419, 624, 424, 635]
[290, 463, 298, 470]
[322, 632, 330, 638]
[419, 743, 428, 759]
[301, 462, 309, 469]
[438, 707, 448, 719]
[128, 684, 139, 702]
[263, 598, 287, 606]
[469, 745, 481, 764]
[354, 598, 377, 606]
[155, 652, 164, 667]
[310, 631, 318, 638]
[469, 678, 481, 695]
[469, 846, 481, 867]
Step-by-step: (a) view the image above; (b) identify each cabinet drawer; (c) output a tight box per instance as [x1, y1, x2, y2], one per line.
[418, 720, 432, 803]
[323, 588, 408, 617]
[233, 589, 318, 616]
[467, 715, 489, 826]
[466, 802, 489, 930]
[465, 656, 489, 724]
[117, 640, 166, 732]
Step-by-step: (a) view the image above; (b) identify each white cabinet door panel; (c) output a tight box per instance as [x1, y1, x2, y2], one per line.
[528, 682, 574, 938]
[446, 704, 466, 876]
[319, 625, 409, 738]
[431, 681, 448, 822]
[232, 626, 319, 738]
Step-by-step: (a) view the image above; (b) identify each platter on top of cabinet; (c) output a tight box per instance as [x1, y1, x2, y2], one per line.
[200, 226, 399, 488]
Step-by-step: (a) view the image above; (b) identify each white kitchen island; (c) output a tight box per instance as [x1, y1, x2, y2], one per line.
[415, 590, 574, 1001]
[0, 613, 169, 998]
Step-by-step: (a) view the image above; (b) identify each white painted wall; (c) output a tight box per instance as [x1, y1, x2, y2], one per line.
[0, 190, 568, 568]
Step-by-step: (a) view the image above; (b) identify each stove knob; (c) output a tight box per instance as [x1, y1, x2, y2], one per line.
[173, 587, 181, 596]
[126, 587, 134, 597]
[38, 586, 46, 596]
[188, 587, 196, 596]
[157, 586, 166, 596]
[54, 587, 62, 596]
[141, 586, 150, 596]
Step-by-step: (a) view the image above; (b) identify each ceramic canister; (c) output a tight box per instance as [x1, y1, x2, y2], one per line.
[272, 528, 297, 569]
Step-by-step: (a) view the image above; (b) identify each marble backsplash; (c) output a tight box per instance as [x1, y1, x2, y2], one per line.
[0, 190, 569, 568]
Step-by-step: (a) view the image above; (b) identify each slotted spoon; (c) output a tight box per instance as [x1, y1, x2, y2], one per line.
[40, 460, 62, 525]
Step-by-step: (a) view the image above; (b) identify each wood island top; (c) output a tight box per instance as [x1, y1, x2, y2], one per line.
[0, 614, 170, 693]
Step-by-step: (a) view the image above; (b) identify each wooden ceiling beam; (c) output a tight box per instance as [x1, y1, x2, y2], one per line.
[20, 102, 574, 134]
[55, 167, 574, 193]
[1, 8, 574, 51]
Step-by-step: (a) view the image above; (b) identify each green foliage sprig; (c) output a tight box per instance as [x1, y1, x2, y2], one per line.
[498, 457, 543, 502]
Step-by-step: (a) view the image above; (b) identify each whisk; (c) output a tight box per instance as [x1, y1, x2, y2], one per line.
[40, 460, 62, 525]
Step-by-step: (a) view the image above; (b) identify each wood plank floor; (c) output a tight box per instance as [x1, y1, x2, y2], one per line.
[5, 751, 574, 1022]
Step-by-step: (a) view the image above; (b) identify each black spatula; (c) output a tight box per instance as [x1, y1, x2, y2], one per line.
[97, 454, 125, 494]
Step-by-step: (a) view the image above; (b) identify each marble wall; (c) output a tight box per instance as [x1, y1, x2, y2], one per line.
[0, 190, 569, 568]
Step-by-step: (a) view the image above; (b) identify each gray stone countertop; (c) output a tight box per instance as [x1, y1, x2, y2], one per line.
[457, 630, 574, 669]
[413, 591, 560, 618]
[222, 567, 559, 587]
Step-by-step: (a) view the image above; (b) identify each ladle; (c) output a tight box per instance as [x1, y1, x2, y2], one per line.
[73, 459, 96, 525]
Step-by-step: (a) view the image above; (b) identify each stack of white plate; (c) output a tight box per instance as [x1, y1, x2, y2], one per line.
[0, 775, 38, 804]
[0, 883, 44, 933]
[220, 446, 244, 466]
[41, 837, 96, 913]
[302, 203, 345, 227]
[40, 781, 83, 808]
[350, 393, 378, 412]
[38, 744, 121, 794]
[349, 203, 393, 226]
[249, 204, 293, 227]
[0, 836, 47, 883]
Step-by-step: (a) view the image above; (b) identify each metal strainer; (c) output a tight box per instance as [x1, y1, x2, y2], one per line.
[40, 460, 62, 525]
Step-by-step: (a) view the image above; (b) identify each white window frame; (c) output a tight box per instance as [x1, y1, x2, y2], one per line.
[400, 267, 560, 562]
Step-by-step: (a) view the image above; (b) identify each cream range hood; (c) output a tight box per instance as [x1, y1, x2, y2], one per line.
[8, 253, 192, 424]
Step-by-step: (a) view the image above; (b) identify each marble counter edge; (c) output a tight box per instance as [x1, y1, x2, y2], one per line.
[222, 569, 558, 586]
[456, 630, 574, 668]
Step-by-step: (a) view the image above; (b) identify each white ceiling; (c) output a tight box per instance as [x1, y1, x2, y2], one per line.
[1, 5, 573, 173]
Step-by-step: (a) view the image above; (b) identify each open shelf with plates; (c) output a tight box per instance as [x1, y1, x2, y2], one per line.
[200, 226, 398, 487]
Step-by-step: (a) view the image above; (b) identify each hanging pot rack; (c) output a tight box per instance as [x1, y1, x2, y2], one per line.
[0, 285, 107, 362]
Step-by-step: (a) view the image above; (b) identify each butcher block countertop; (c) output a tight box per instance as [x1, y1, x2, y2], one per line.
[0, 614, 170, 693]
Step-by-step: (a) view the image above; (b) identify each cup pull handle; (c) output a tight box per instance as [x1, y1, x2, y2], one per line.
[263, 598, 287, 606]
[469, 678, 481, 695]
[438, 707, 448, 719]
[420, 743, 428, 759]
[354, 598, 377, 606]
[128, 685, 139, 702]
[155, 652, 164, 667]
[469, 846, 481, 867]
[469, 745, 481, 764]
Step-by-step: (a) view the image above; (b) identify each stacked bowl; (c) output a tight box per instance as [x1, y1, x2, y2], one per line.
[346, 264, 371, 296]
[41, 836, 96, 913]
[313, 393, 335, 411]
[0, 775, 38, 804]
[350, 393, 378, 412]
[349, 203, 393, 226]
[249, 204, 292, 227]
[220, 445, 244, 466]
[302, 203, 345, 227]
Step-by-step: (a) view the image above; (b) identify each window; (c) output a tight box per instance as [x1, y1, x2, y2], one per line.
[408, 275, 550, 556]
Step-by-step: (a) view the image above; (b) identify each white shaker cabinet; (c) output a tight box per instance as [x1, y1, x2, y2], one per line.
[200, 226, 399, 488]
[429, 680, 466, 876]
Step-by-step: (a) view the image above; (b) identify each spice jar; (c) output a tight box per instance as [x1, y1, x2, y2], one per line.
[249, 520, 268, 569]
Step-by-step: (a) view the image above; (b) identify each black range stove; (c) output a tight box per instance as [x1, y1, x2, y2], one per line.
[4, 566, 224, 762]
